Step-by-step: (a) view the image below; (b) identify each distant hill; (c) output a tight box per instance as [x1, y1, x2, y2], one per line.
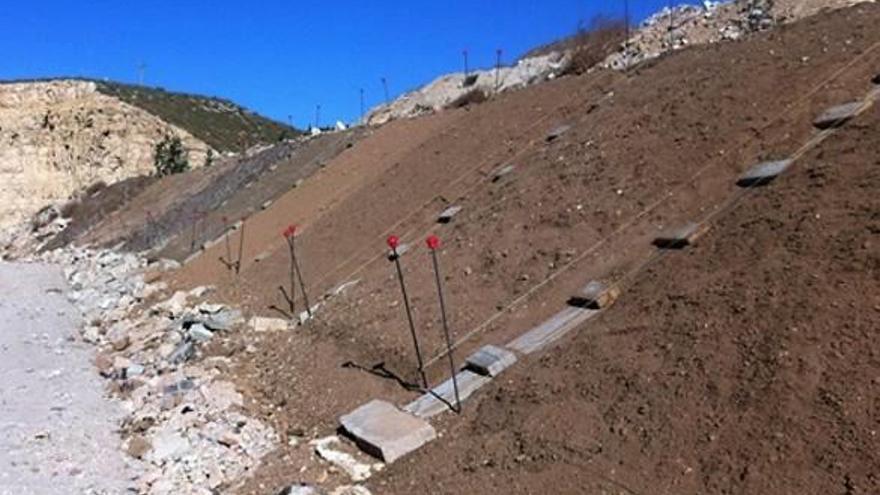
[94, 81, 300, 152]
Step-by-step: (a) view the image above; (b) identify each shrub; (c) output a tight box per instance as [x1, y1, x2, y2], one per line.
[524, 16, 627, 75]
[154, 135, 190, 177]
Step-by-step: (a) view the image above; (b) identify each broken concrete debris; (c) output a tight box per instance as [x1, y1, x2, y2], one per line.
[33, 246, 277, 494]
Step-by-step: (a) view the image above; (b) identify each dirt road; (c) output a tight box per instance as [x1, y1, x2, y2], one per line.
[0, 262, 138, 494]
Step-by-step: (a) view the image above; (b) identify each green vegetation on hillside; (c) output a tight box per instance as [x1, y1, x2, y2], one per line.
[95, 81, 300, 152]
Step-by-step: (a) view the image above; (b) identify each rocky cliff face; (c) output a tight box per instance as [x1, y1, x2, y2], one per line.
[0, 80, 213, 231]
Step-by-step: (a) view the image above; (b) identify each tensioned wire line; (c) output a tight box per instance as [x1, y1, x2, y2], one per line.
[421, 39, 880, 369]
[286, 76, 623, 301]
[606, 83, 880, 308]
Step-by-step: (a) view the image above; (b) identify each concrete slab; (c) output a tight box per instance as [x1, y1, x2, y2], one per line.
[437, 205, 463, 224]
[653, 222, 711, 249]
[546, 124, 571, 142]
[507, 306, 599, 355]
[568, 281, 621, 310]
[464, 344, 518, 377]
[386, 242, 411, 261]
[736, 159, 792, 188]
[813, 101, 864, 129]
[491, 164, 516, 182]
[340, 400, 436, 463]
[403, 370, 492, 419]
[873, 73, 880, 85]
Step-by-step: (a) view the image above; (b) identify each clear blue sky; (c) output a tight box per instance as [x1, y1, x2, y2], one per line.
[0, 1, 692, 126]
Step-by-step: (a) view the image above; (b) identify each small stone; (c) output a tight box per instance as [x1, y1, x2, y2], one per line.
[250, 316, 290, 332]
[126, 435, 151, 459]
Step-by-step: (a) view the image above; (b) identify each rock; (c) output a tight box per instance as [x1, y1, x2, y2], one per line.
[149, 429, 192, 463]
[126, 435, 151, 459]
[187, 323, 214, 342]
[277, 484, 325, 495]
[311, 436, 378, 482]
[250, 316, 290, 332]
[94, 352, 114, 377]
[204, 309, 243, 331]
[109, 333, 130, 352]
[331, 486, 372, 495]
[167, 341, 195, 364]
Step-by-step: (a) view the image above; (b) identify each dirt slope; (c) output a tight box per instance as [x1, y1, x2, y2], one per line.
[61, 130, 366, 258]
[201, 4, 880, 493]
[372, 84, 880, 495]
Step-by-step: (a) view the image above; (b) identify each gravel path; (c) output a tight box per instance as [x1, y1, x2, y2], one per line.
[0, 262, 138, 494]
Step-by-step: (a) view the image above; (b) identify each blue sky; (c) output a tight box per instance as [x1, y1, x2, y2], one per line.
[0, 1, 691, 126]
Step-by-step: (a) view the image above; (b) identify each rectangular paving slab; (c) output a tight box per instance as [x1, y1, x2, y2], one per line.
[507, 306, 599, 355]
[568, 280, 621, 310]
[340, 399, 436, 463]
[403, 370, 492, 419]
[813, 101, 865, 129]
[464, 344, 518, 377]
[653, 222, 711, 249]
[491, 164, 516, 182]
[437, 205, 463, 224]
[546, 124, 571, 142]
[736, 159, 792, 188]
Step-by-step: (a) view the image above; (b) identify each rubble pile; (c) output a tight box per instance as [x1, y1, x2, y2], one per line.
[364, 51, 572, 126]
[34, 246, 278, 494]
[27, 244, 373, 494]
[604, 0, 873, 70]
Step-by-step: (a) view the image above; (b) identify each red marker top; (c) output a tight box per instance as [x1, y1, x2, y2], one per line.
[426, 234, 441, 250]
[282, 225, 297, 238]
[387, 235, 400, 250]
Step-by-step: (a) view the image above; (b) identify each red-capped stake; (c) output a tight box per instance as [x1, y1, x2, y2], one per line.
[426, 235, 441, 251]
[387, 235, 400, 250]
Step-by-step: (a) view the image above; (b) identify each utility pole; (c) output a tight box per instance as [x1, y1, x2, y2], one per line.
[381, 77, 390, 105]
[495, 48, 503, 92]
[462, 49, 469, 76]
[315, 104, 321, 130]
[359, 88, 365, 120]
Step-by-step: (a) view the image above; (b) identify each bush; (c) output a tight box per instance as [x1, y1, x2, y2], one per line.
[524, 16, 627, 75]
[154, 135, 190, 177]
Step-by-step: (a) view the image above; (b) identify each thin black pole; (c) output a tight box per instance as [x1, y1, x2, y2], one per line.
[359, 88, 365, 120]
[291, 235, 312, 319]
[381, 77, 390, 104]
[286, 238, 297, 316]
[236, 220, 245, 275]
[390, 244, 428, 389]
[463, 49, 469, 76]
[428, 242, 460, 413]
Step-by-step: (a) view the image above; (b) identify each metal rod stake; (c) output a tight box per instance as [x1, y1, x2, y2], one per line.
[429, 246, 461, 413]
